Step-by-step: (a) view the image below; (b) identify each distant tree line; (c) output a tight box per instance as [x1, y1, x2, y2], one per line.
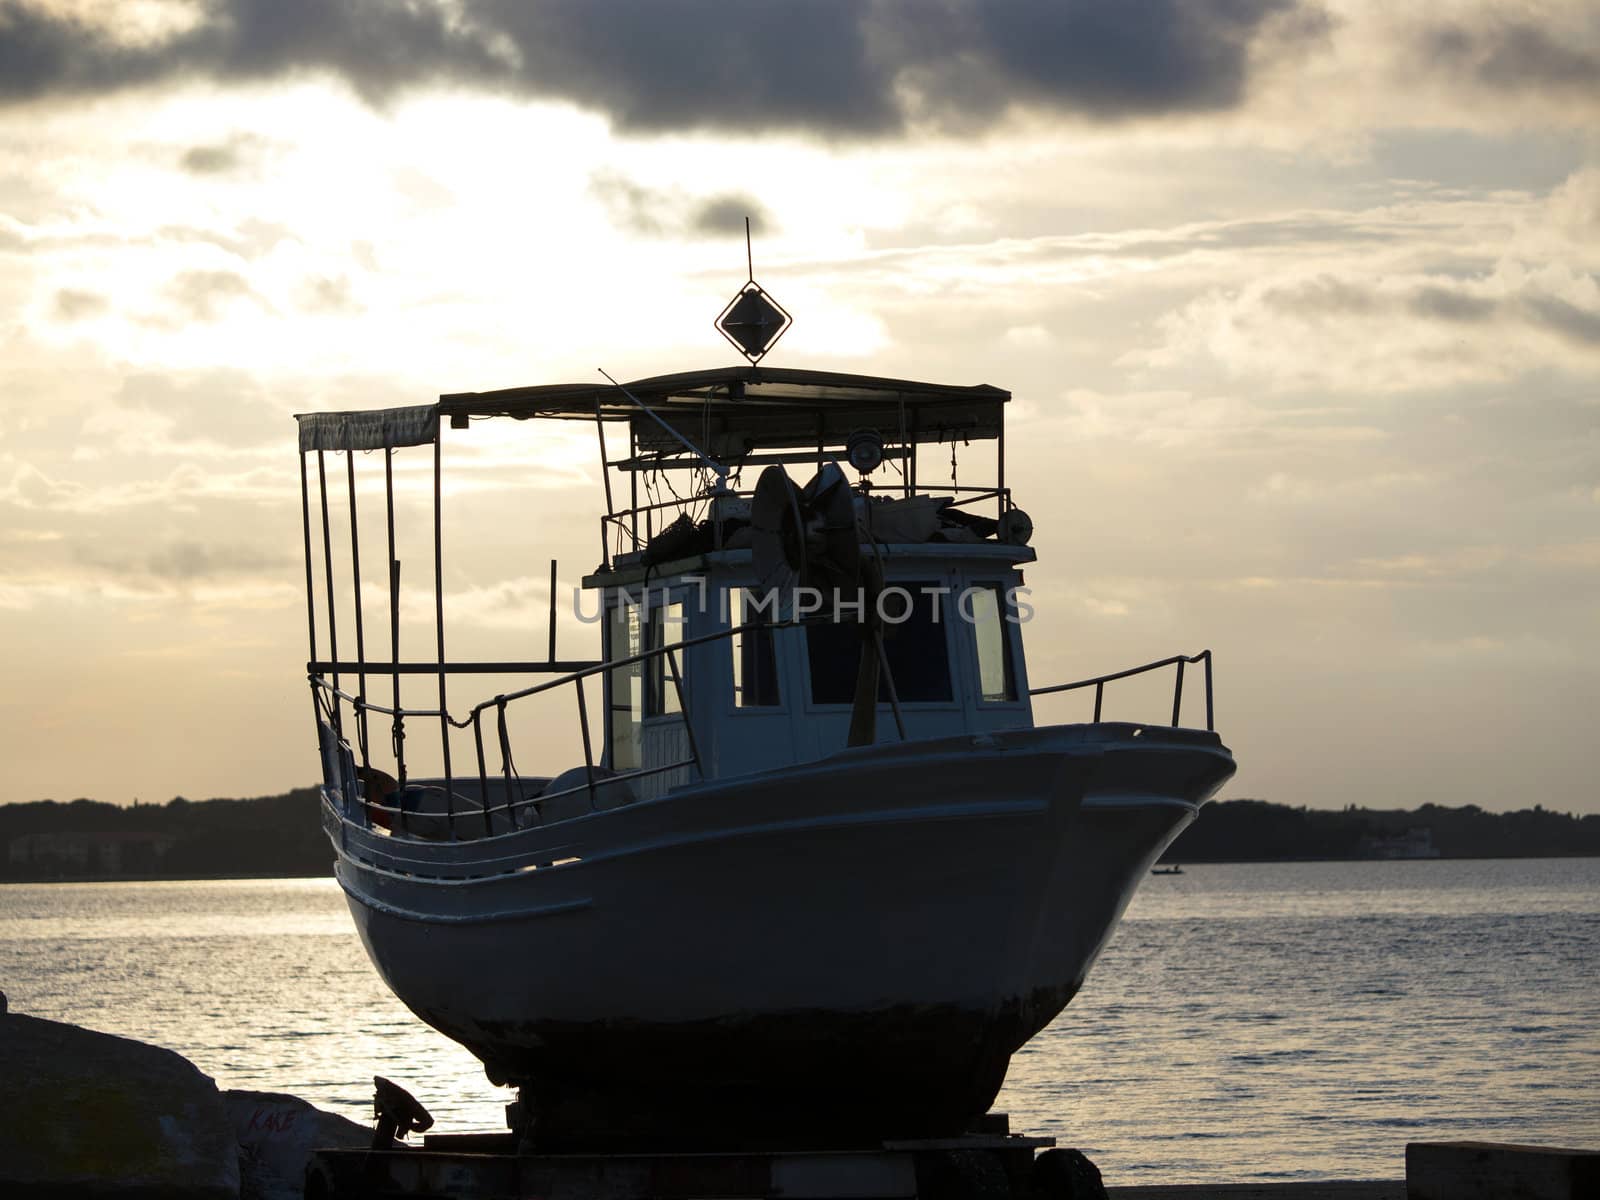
[1162, 799, 1600, 863]
[2, 792, 1597, 881]
[0, 790, 331, 881]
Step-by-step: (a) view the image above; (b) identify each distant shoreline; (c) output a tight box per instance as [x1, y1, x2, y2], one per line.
[4, 854, 1599, 887]
[4, 791, 1597, 883]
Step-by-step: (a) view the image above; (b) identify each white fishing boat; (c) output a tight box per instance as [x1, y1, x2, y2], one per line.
[297, 323, 1234, 1149]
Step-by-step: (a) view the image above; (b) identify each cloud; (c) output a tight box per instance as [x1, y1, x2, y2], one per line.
[0, 0, 1324, 135]
[0, 212, 292, 260]
[1143, 269, 1600, 391]
[587, 171, 665, 237]
[162, 268, 259, 321]
[1, 458, 286, 514]
[0, 0, 502, 107]
[299, 273, 358, 314]
[1122, 169, 1600, 393]
[1, 460, 82, 511]
[178, 131, 269, 175]
[1546, 167, 1600, 238]
[101, 370, 291, 452]
[487, 0, 1321, 134]
[1408, 284, 1495, 324]
[51, 535, 292, 583]
[144, 538, 292, 580]
[1520, 293, 1600, 347]
[903, 0, 1330, 125]
[1422, 16, 1600, 99]
[590, 171, 771, 238]
[52, 286, 107, 320]
[180, 142, 238, 173]
[692, 196, 767, 238]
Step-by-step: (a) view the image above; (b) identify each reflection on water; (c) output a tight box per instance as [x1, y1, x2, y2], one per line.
[1002, 858, 1600, 1183]
[0, 879, 492, 1128]
[2, 860, 1596, 1184]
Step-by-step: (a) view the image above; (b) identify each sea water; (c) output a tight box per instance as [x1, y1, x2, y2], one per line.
[2, 858, 1595, 1185]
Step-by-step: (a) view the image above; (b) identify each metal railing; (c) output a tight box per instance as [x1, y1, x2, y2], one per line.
[312, 616, 870, 840]
[310, 622, 745, 840]
[311, 608, 919, 842]
[1030, 650, 1214, 732]
[598, 480, 1015, 567]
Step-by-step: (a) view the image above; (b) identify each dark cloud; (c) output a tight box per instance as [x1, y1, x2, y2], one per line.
[0, 0, 503, 106]
[692, 197, 768, 238]
[1259, 274, 1600, 353]
[1424, 20, 1600, 99]
[178, 132, 268, 175]
[590, 171, 771, 238]
[1409, 285, 1495, 324]
[1408, 284, 1600, 351]
[0, 0, 1321, 135]
[483, 0, 899, 134]
[181, 142, 243, 174]
[1521, 294, 1600, 347]
[954, 0, 1319, 121]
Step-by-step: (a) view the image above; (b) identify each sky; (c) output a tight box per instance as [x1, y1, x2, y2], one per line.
[0, 0, 1596, 814]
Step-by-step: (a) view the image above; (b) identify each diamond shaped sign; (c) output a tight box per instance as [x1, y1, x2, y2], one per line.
[716, 282, 791, 363]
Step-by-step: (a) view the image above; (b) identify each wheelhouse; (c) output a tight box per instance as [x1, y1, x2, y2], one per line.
[590, 542, 1035, 797]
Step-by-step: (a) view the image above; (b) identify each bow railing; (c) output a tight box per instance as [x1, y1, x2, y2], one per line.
[1030, 650, 1214, 732]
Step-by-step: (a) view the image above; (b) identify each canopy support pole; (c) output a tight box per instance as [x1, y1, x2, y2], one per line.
[299, 453, 318, 670]
[346, 451, 369, 767]
[385, 448, 405, 795]
[433, 435, 454, 834]
[317, 451, 341, 738]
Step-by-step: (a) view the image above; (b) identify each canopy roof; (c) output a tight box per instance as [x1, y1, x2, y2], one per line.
[296, 367, 1009, 456]
[439, 365, 1008, 455]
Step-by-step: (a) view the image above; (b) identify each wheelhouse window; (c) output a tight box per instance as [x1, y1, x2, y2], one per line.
[964, 584, 1016, 702]
[606, 600, 642, 770]
[645, 600, 685, 717]
[806, 582, 952, 704]
[608, 593, 687, 769]
[731, 588, 781, 707]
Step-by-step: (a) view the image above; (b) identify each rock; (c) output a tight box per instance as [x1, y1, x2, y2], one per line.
[1032, 1147, 1108, 1200]
[0, 1012, 239, 1198]
[225, 1090, 375, 1200]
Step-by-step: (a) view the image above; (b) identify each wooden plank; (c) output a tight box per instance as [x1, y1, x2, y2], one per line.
[1405, 1141, 1600, 1200]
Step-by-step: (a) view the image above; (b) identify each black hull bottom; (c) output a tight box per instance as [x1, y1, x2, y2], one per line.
[421, 990, 1078, 1151]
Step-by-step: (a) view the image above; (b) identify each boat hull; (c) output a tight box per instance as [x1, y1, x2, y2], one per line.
[328, 723, 1233, 1147]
